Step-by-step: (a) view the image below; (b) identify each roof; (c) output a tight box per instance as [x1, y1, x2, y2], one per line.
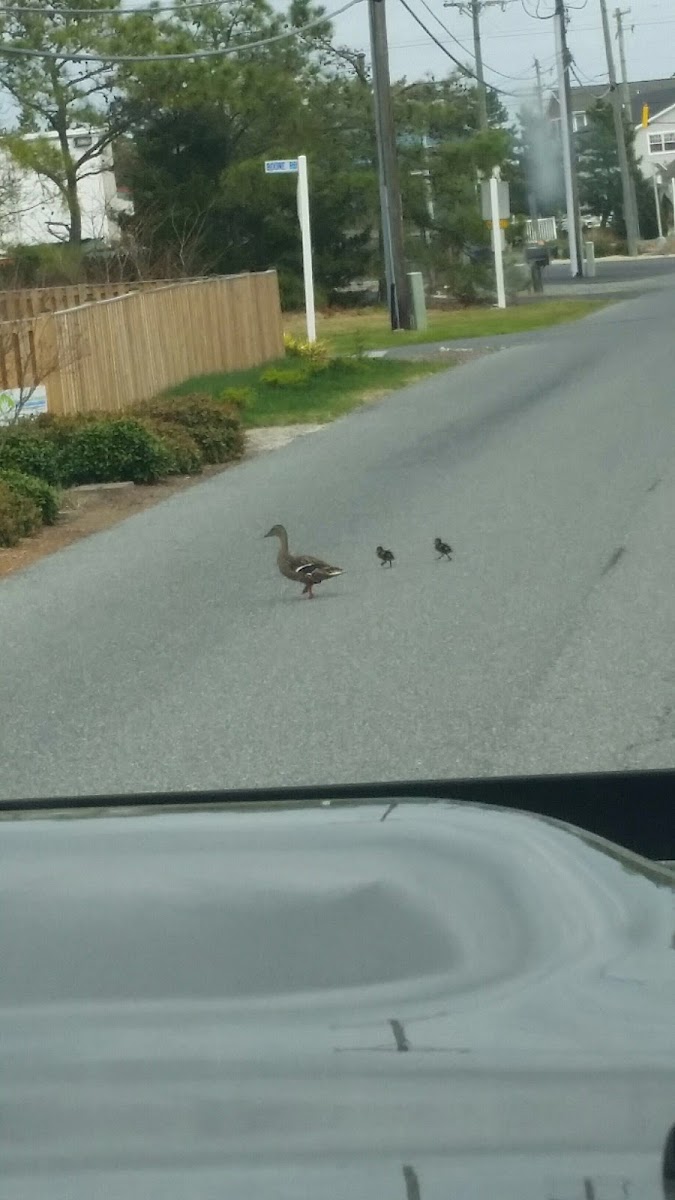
[548, 76, 675, 126]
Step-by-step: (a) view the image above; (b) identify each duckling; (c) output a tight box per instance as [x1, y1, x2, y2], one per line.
[434, 537, 453, 560]
[265, 524, 343, 598]
[376, 545, 395, 568]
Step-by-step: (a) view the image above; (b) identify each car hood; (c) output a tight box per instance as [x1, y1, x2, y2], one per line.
[2, 799, 674, 1199]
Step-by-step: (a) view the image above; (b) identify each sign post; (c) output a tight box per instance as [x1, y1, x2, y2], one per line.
[264, 155, 316, 343]
[481, 172, 509, 309]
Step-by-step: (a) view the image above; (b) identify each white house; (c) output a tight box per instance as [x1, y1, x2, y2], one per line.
[0, 127, 132, 251]
[633, 101, 675, 230]
[549, 77, 675, 232]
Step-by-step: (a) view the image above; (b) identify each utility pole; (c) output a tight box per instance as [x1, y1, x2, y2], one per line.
[614, 7, 631, 112]
[471, 0, 488, 130]
[554, 0, 582, 276]
[599, 0, 639, 255]
[614, 4, 640, 236]
[533, 57, 544, 117]
[443, 0, 506, 130]
[368, 0, 412, 329]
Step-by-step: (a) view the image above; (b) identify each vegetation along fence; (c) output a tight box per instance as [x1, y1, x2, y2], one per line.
[0, 271, 284, 414]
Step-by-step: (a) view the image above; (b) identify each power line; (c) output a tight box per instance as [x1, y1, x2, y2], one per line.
[397, 0, 521, 98]
[415, 0, 536, 81]
[0, 0, 363, 60]
[0, 0, 220, 14]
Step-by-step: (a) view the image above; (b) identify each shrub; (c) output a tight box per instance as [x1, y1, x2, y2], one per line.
[140, 419, 203, 475]
[0, 425, 61, 485]
[137, 395, 245, 465]
[283, 334, 330, 366]
[322, 355, 363, 376]
[0, 468, 60, 524]
[57, 418, 173, 486]
[260, 366, 312, 388]
[443, 260, 494, 307]
[218, 386, 253, 414]
[0, 479, 42, 546]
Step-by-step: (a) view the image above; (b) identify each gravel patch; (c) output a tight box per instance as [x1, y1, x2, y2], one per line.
[245, 424, 324, 457]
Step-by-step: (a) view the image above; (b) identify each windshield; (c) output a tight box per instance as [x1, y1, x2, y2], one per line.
[1, 4, 674, 1196]
[0, 4, 674, 800]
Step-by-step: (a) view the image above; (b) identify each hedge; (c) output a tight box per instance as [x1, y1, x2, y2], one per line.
[0, 479, 42, 546]
[56, 418, 174, 486]
[139, 418, 203, 475]
[0, 426, 61, 486]
[0, 468, 60, 525]
[135, 394, 245, 465]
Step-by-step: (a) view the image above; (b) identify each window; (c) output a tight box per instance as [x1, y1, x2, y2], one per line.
[648, 130, 675, 154]
[572, 111, 588, 132]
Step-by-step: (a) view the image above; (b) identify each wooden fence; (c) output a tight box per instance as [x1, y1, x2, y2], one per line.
[0, 271, 284, 414]
[0, 281, 148, 322]
[0, 278, 221, 322]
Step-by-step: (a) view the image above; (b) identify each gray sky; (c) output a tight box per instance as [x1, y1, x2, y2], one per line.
[330, 0, 674, 114]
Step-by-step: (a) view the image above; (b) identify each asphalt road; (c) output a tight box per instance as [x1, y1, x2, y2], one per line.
[545, 252, 675, 295]
[3, 803, 674, 1197]
[1, 285, 674, 799]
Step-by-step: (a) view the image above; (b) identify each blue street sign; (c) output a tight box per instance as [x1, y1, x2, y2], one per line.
[264, 159, 299, 174]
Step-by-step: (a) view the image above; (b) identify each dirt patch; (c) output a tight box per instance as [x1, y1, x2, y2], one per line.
[0, 425, 324, 581]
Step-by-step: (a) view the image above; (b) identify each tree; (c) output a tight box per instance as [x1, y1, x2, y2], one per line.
[0, 313, 83, 423]
[117, 3, 378, 298]
[0, 0, 150, 243]
[576, 100, 658, 238]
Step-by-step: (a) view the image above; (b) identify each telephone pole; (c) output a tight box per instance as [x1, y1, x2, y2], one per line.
[368, 0, 412, 329]
[533, 57, 544, 117]
[554, 0, 582, 276]
[471, 0, 488, 129]
[614, 6, 640, 239]
[614, 7, 631, 112]
[443, 0, 506, 130]
[599, 0, 639, 254]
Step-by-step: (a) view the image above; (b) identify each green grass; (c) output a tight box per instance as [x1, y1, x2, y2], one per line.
[168, 357, 449, 427]
[284, 299, 607, 354]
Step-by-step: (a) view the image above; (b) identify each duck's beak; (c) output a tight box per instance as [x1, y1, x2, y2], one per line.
[263, 529, 273, 538]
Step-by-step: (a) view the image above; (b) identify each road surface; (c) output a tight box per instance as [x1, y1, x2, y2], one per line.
[1, 285, 674, 799]
[545, 252, 675, 296]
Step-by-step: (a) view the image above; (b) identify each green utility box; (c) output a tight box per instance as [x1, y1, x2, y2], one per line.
[407, 271, 427, 332]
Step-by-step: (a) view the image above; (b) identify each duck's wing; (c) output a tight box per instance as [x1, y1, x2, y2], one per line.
[288, 554, 343, 581]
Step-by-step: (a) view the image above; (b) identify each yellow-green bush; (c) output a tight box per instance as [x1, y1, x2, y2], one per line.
[283, 333, 330, 366]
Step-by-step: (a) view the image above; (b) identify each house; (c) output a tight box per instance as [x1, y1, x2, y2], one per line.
[548, 77, 675, 229]
[0, 127, 133, 251]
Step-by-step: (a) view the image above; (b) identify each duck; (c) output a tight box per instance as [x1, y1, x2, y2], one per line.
[376, 545, 395, 567]
[264, 524, 344, 598]
[434, 537, 453, 560]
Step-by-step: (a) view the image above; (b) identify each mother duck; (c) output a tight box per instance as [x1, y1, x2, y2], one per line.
[264, 524, 344, 598]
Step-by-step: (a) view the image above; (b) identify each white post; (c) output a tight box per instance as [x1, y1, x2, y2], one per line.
[554, 8, 579, 277]
[296, 155, 316, 343]
[653, 172, 664, 239]
[489, 171, 506, 309]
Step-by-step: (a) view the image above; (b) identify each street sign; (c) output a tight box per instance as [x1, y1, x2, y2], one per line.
[264, 154, 315, 342]
[480, 179, 510, 222]
[264, 159, 299, 174]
